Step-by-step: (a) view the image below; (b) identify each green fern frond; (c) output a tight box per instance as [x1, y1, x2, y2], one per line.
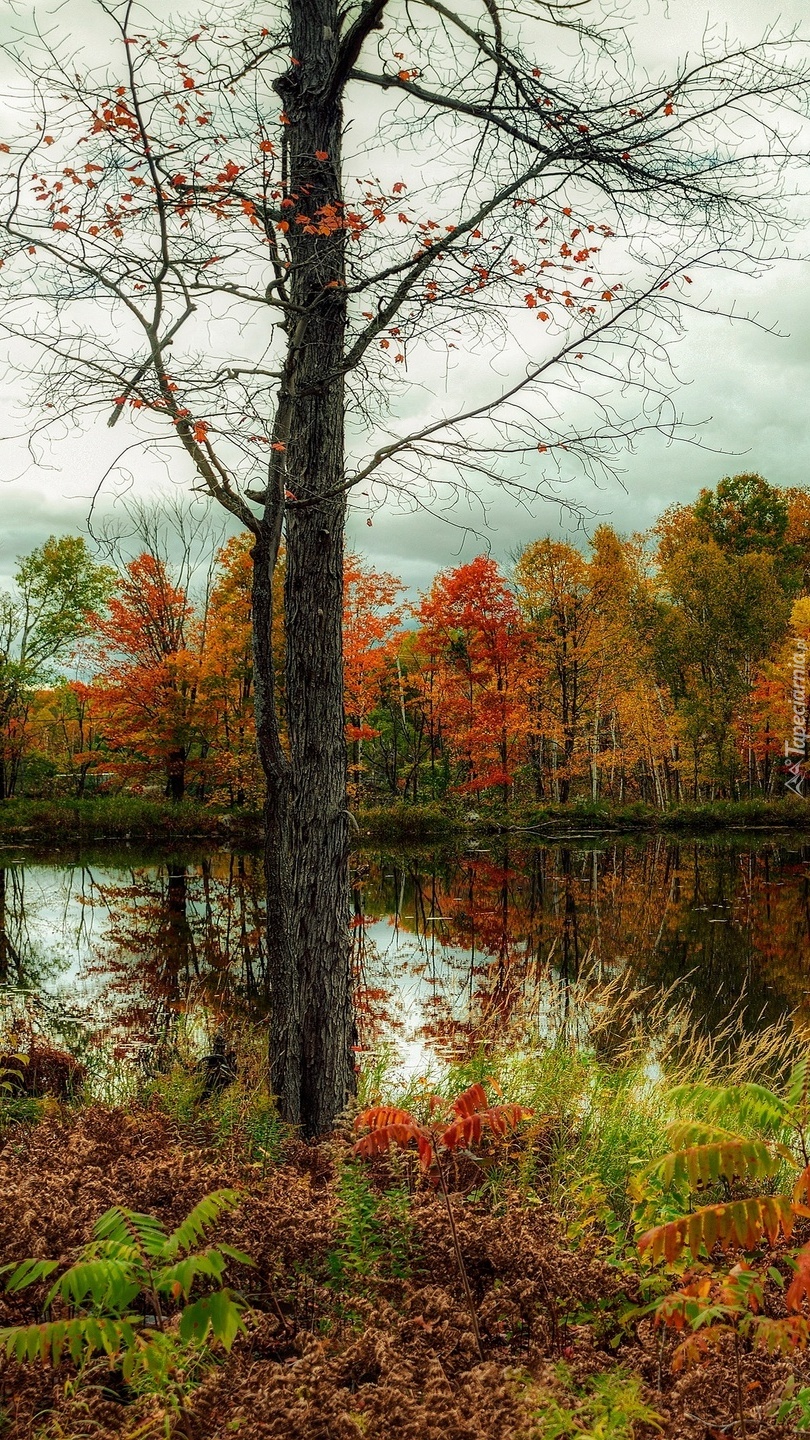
[1, 1189, 250, 1388]
[649, 1138, 781, 1193]
[0, 1315, 131, 1368]
[162, 1189, 241, 1259]
[665, 1120, 742, 1149]
[47, 1258, 141, 1312]
[93, 1207, 169, 1259]
[1, 1258, 61, 1292]
[177, 1289, 245, 1350]
[670, 1081, 791, 1136]
[787, 1060, 810, 1122]
[157, 1250, 229, 1299]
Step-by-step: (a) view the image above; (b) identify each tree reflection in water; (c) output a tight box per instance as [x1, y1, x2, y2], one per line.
[1, 837, 810, 1069]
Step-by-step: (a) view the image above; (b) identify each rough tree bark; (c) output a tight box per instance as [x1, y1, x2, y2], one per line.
[251, 0, 358, 1134]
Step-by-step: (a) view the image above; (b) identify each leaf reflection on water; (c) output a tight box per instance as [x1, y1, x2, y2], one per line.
[0, 835, 809, 1081]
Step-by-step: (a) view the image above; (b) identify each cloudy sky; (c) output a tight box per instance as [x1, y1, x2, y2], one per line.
[0, 0, 808, 594]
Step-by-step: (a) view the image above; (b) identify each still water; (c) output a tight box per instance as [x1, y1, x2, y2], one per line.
[2, 834, 810, 1073]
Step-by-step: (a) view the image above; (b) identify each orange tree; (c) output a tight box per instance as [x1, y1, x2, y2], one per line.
[1, 2, 810, 1131]
[90, 553, 202, 800]
[343, 554, 404, 801]
[198, 534, 275, 808]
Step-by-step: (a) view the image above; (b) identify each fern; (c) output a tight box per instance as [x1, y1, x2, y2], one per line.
[354, 1081, 533, 1362]
[0, 1188, 252, 1392]
[329, 1161, 390, 1287]
[646, 1137, 782, 1193]
[163, 1188, 241, 1258]
[639, 1194, 796, 1264]
[637, 1075, 810, 1428]
[329, 1160, 412, 1292]
[668, 1079, 795, 1138]
[665, 1119, 751, 1149]
[524, 1365, 661, 1439]
[354, 1083, 534, 1172]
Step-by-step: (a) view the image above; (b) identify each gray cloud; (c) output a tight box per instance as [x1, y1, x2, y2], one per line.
[2, 0, 810, 596]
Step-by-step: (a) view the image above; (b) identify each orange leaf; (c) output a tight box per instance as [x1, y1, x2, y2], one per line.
[787, 1242, 810, 1312]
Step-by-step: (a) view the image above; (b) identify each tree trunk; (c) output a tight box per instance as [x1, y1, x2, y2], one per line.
[252, 0, 355, 1137]
[165, 749, 186, 802]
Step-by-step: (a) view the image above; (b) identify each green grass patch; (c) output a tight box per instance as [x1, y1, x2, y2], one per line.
[4, 792, 810, 848]
[0, 796, 262, 844]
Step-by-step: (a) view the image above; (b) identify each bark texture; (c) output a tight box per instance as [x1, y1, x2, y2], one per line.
[252, 0, 356, 1137]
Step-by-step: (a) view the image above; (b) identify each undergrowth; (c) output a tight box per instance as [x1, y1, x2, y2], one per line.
[5, 974, 810, 1438]
[521, 1366, 661, 1439]
[327, 1158, 412, 1295]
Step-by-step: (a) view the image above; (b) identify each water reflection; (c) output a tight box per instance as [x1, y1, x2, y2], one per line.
[1, 836, 810, 1067]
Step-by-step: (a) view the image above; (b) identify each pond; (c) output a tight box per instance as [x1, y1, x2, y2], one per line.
[2, 833, 810, 1078]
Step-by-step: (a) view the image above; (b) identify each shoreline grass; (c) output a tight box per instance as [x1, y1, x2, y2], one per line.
[0, 792, 810, 848]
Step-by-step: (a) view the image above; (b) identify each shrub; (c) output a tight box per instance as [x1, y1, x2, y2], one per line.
[0, 1189, 252, 1427]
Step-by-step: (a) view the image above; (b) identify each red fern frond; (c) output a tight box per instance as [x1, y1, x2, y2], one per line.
[441, 1103, 534, 1152]
[639, 1195, 796, 1264]
[354, 1106, 414, 1132]
[786, 1242, 810, 1312]
[449, 1083, 490, 1119]
[353, 1110, 435, 1170]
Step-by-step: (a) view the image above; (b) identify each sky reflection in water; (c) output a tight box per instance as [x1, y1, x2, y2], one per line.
[1, 836, 810, 1074]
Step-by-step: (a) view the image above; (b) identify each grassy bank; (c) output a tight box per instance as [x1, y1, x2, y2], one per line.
[2, 986, 810, 1438]
[1, 793, 810, 848]
[0, 796, 263, 846]
[356, 795, 810, 842]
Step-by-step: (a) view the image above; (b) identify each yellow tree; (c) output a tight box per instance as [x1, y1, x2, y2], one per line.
[514, 539, 600, 802]
[748, 595, 810, 798]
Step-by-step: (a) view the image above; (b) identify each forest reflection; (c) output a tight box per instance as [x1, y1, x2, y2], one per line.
[2, 836, 810, 1064]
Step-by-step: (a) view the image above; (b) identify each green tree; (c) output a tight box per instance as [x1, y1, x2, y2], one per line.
[0, 537, 113, 797]
[645, 537, 789, 797]
[693, 473, 790, 559]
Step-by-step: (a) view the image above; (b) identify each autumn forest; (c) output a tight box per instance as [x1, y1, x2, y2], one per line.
[8, 0, 810, 1436]
[3, 470, 809, 813]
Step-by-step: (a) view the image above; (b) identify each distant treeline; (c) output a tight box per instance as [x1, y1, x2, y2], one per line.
[2, 472, 809, 808]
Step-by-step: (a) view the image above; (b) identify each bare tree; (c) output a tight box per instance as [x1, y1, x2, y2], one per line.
[93, 494, 226, 609]
[0, 0, 809, 1131]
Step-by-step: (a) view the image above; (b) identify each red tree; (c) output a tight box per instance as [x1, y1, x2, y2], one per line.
[91, 554, 201, 800]
[415, 557, 531, 800]
[343, 555, 404, 799]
